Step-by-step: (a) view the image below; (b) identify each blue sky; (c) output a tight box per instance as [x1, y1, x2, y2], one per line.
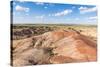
[11, 1, 97, 25]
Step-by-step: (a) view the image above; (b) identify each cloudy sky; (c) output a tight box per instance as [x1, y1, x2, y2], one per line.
[11, 1, 97, 25]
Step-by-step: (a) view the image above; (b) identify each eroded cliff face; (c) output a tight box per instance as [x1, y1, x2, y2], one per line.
[12, 30, 97, 66]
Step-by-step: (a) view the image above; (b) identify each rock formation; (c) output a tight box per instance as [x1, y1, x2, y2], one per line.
[11, 30, 97, 66]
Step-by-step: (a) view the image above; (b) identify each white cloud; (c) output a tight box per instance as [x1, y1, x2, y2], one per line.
[17, 0, 25, 2]
[79, 6, 88, 10]
[35, 2, 44, 5]
[15, 5, 30, 12]
[75, 18, 79, 20]
[35, 15, 44, 19]
[89, 16, 98, 20]
[48, 14, 51, 16]
[26, 13, 29, 16]
[52, 9, 72, 16]
[79, 6, 97, 14]
[35, 2, 54, 6]
[44, 6, 48, 9]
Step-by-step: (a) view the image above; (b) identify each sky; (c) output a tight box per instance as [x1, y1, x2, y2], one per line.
[11, 1, 97, 25]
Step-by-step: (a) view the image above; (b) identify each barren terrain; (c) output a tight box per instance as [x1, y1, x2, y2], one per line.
[11, 24, 97, 66]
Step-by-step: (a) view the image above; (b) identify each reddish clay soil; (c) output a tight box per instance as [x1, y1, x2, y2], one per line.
[12, 30, 97, 66]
